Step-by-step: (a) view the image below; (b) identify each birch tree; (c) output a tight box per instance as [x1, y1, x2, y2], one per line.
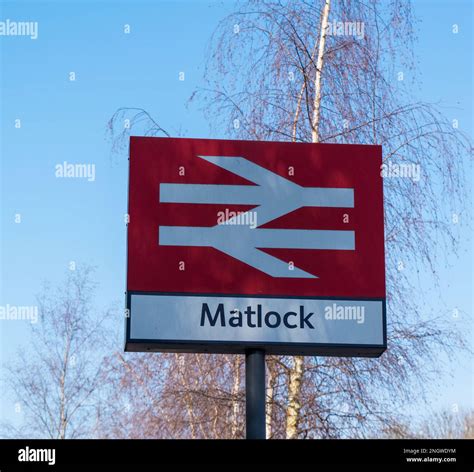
[106, 0, 471, 439]
[380, 409, 474, 439]
[2, 266, 109, 438]
[192, 0, 471, 438]
[98, 353, 245, 439]
[286, 0, 331, 439]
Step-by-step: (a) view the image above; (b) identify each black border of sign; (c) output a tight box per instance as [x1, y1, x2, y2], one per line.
[124, 291, 387, 357]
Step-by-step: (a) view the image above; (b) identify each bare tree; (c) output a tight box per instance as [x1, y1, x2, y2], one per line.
[380, 408, 474, 439]
[419, 409, 474, 439]
[2, 266, 109, 439]
[97, 352, 245, 439]
[105, 0, 471, 439]
[191, 0, 471, 439]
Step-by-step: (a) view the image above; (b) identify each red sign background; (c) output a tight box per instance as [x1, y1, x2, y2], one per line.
[127, 137, 385, 299]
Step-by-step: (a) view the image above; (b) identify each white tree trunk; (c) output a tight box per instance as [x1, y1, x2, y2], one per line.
[230, 355, 241, 438]
[175, 353, 199, 439]
[285, 356, 304, 439]
[311, 0, 331, 143]
[265, 360, 276, 439]
[286, 0, 330, 440]
[58, 331, 72, 439]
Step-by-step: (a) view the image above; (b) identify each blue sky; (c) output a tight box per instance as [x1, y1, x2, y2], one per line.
[0, 0, 472, 433]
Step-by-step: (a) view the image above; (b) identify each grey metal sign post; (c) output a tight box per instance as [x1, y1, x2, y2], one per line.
[245, 349, 266, 439]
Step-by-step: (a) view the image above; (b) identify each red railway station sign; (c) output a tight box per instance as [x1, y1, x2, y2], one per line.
[125, 137, 386, 357]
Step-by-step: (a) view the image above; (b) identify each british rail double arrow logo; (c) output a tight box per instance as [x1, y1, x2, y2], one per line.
[159, 155, 355, 278]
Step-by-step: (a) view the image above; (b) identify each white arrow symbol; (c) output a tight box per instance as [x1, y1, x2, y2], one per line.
[159, 155, 355, 278]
